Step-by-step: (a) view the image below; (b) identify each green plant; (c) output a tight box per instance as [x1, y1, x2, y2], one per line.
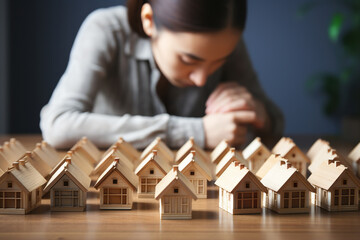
[298, 0, 360, 116]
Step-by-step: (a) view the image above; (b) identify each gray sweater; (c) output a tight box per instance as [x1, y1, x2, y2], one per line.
[40, 6, 283, 149]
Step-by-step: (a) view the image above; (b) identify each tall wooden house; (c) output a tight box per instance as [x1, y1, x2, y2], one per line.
[94, 158, 138, 210]
[308, 159, 360, 212]
[242, 137, 271, 173]
[260, 160, 315, 214]
[0, 160, 46, 214]
[215, 162, 267, 214]
[155, 166, 197, 220]
[178, 151, 213, 198]
[135, 150, 172, 198]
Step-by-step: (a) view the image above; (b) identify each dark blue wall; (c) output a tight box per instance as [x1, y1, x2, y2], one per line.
[4, 0, 345, 135]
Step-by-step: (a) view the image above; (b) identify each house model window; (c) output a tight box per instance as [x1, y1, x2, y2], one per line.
[190, 171, 195, 176]
[150, 169, 154, 175]
[245, 182, 250, 188]
[292, 153, 296, 158]
[293, 182, 298, 188]
[113, 179, 118, 184]
[257, 151, 262, 156]
[343, 179, 347, 185]
[174, 188, 179, 194]
[7, 182, 12, 188]
[63, 180, 69, 187]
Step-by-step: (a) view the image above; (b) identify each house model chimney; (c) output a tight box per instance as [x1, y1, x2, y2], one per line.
[65, 157, 71, 164]
[239, 164, 245, 170]
[189, 137, 194, 145]
[13, 162, 19, 170]
[114, 157, 120, 164]
[36, 143, 42, 149]
[173, 165, 179, 172]
[19, 159, 26, 166]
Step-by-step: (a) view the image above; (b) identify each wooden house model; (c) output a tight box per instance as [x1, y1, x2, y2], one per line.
[242, 137, 271, 173]
[348, 142, 360, 177]
[175, 137, 210, 165]
[178, 151, 213, 198]
[272, 137, 310, 177]
[215, 148, 247, 178]
[94, 158, 138, 210]
[308, 159, 360, 212]
[260, 160, 315, 214]
[140, 137, 174, 164]
[50, 151, 94, 177]
[306, 139, 330, 161]
[101, 138, 140, 168]
[135, 150, 172, 198]
[93, 145, 134, 176]
[211, 140, 231, 165]
[0, 160, 46, 214]
[215, 161, 267, 214]
[43, 159, 91, 211]
[71, 137, 101, 167]
[0, 138, 27, 171]
[155, 166, 197, 220]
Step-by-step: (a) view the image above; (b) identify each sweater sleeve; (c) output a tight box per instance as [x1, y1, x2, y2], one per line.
[222, 39, 284, 145]
[40, 9, 205, 150]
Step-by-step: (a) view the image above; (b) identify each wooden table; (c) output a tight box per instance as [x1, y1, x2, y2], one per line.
[1, 135, 360, 240]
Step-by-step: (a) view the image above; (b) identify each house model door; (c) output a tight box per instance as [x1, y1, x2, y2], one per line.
[163, 196, 190, 215]
[102, 188, 128, 205]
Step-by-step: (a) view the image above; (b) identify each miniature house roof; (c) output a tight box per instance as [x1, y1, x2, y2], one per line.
[0, 138, 27, 165]
[154, 166, 197, 200]
[242, 137, 270, 160]
[272, 137, 310, 163]
[0, 151, 10, 172]
[175, 137, 209, 164]
[101, 138, 140, 164]
[71, 137, 101, 165]
[0, 161, 46, 193]
[49, 151, 93, 177]
[94, 146, 134, 174]
[32, 141, 61, 169]
[260, 160, 315, 193]
[308, 159, 360, 190]
[210, 140, 230, 164]
[140, 137, 174, 163]
[178, 151, 213, 181]
[0, 168, 3, 176]
[43, 160, 91, 193]
[94, 159, 138, 191]
[135, 150, 172, 176]
[255, 154, 284, 180]
[306, 139, 330, 161]
[215, 148, 247, 178]
[215, 161, 267, 193]
[20, 152, 52, 178]
[308, 146, 352, 173]
[348, 142, 360, 163]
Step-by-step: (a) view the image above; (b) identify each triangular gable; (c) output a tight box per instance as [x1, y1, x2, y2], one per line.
[210, 140, 230, 164]
[94, 160, 138, 191]
[243, 137, 270, 160]
[175, 137, 209, 164]
[178, 151, 212, 181]
[215, 161, 267, 193]
[135, 151, 171, 176]
[0, 171, 30, 193]
[155, 167, 197, 200]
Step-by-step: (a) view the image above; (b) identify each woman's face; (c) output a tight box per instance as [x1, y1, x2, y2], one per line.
[151, 28, 241, 88]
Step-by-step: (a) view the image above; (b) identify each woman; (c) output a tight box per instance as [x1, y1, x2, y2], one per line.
[40, 0, 283, 149]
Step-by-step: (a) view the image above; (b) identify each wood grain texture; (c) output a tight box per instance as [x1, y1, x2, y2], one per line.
[0, 135, 359, 240]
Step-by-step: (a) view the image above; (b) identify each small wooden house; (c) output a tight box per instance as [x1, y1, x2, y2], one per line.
[306, 138, 330, 161]
[260, 160, 315, 214]
[93, 146, 134, 175]
[215, 161, 267, 214]
[43, 159, 91, 211]
[175, 137, 210, 165]
[0, 160, 46, 214]
[215, 148, 247, 178]
[140, 137, 174, 164]
[101, 138, 140, 168]
[71, 137, 101, 166]
[155, 166, 197, 220]
[178, 151, 213, 198]
[0, 138, 27, 170]
[135, 150, 172, 198]
[211, 140, 231, 165]
[242, 137, 271, 173]
[308, 159, 360, 212]
[94, 158, 138, 210]
[348, 142, 360, 177]
[272, 137, 310, 177]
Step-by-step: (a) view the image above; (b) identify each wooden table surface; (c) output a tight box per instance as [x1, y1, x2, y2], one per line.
[0, 134, 360, 240]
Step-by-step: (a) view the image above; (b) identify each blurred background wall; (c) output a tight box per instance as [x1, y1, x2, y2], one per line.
[0, 0, 348, 136]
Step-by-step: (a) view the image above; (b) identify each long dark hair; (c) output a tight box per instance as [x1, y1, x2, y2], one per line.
[127, 0, 247, 38]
